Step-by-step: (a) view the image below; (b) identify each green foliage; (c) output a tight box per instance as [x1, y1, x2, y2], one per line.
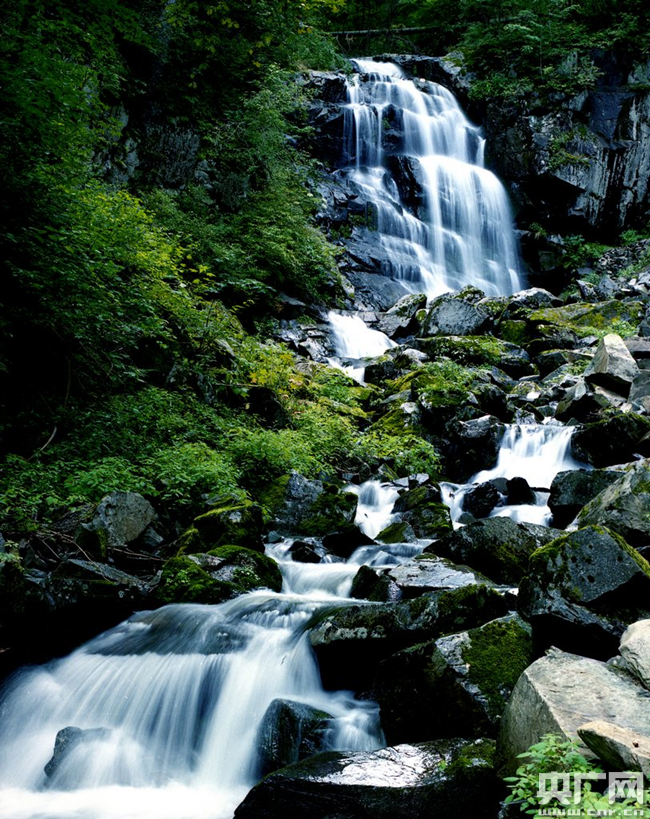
[504, 733, 650, 816]
[561, 234, 611, 270]
[354, 432, 442, 477]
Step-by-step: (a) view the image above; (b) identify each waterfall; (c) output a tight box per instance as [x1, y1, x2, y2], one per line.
[442, 423, 585, 527]
[342, 59, 523, 298]
[0, 546, 398, 819]
[327, 311, 395, 382]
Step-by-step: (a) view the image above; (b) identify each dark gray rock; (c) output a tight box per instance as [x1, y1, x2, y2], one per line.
[462, 482, 501, 518]
[289, 541, 322, 564]
[577, 461, 650, 547]
[375, 614, 532, 744]
[45, 726, 110, 782]
[548, 468, 622, 528]
[426, 517, 561, 585]
[519, 526, 650, 658]
[262, 473, 357, 537]
[234, 738, 501, 819]
[506, 477, 536, 506]
[584, 333, 639, 397]
[571, 413, 650, 466]
[257, 699, 332, 777]
[630, 370, 650, 413]
[449, 415, 505, 482]
[80, 491, 156, 556]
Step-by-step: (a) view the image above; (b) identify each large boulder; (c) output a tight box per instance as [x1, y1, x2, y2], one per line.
[426, 518, 562, 584]
[234, 739, 501, 819]
[262, 473, 358, 538]
[577, 720, 650, 777]
[422, 295, 489, 337]
[79, 491, 156, 558]
[577, 461, 650, 547]
[415, 336, 533, 378]
[519, 526, 650, 658]
[584, 333, 639, 396]
[375, 614, 532, 744]
[570, 413, 650, 467]
[257, 699, 332, 776]
[498, 648, 650, 774]
[619, 619, 650, 689]
[156, 546, 282, 605]
[377, 293, 427, 338]
[548, 468, 622, 528]
[309, 584, 509, 690]
[448, 415, 505, 481]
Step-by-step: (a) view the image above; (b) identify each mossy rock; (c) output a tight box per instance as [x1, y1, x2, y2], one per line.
[498, 319, 530, 346]
[519, 525, 650, 658]
[414, 336, 533, 378]
[299, 489, 358, 537]
[376, 520, 416, 544]
[156, 545, 281, 605]
[374, 613, 532, 743]
[402, 501, 453, 539]
[189, 500, 265, 552]
[528, 300, 643, 336]
[577, 462, 650, 546]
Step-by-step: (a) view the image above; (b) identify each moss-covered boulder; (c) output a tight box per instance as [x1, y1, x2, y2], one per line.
[527, 299, 643, 337]
[183, 500, 265, 553]
[377, 292, 427, 338]
[391, 484, 454, 539]
[426, 517, 562, 584]
[577, 462, 650, 547]
[519, 526, 650, 658]
[374, 613, 533, 744]
[421, 294, 489, 337]
[261, 472, 358, 537]
[309, 584, 509, 691]
[156, 546, 282, 605]
[571, 413, 650, 467]
[234, 738, 501, 819]
[447, 415, 505, 482]
[415, 335, 533, 378]
[257, 699, 332, 776]
[376, 520, 416, 543]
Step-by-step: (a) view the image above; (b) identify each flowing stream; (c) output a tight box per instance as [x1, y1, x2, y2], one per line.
[442, 423, 585, 527]
[343, 59, 523, 298]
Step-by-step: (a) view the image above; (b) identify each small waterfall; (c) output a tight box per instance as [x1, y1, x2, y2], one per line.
[328, 311, 395, 382]
[443, 423, 585, 527]
[0, 549, 393, 819]
[343, 59, 523, 298]
[350, 480, 401, 539]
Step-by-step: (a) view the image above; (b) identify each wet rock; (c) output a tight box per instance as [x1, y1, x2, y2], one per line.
[79, 491, 155, 558]
[502, 288, 561, 316]
[309, 584, 509, 690]
[584, 333, 639, 397]
[350, 564, 402, 602]
[156, 546, 282, 605]
[288, 541, 321, 564]
[386, 154, 426, 214]
[181, 500, 265, 553]
[361, 557, 495, 603]
[519, 526, 650, 658]
[422, 295, 489, 337]
[498, 648, 650, 774]
[577, 720, 650, 777]
[620, 619, 650, 690]
[571, 413, 650, 466]
[234, 738, 501, 819]
[347, 271, 411, 311]
[45, 726, 111, 781]
[375, 614, 532, 744]
[577, 460, 650, 546]
[462, 482, 501, 518]
[392, 484, 453, 539]
[548, 468, 621, 528]
[377, 293, 427, 338]
[629, 371, 650, 412]
[376, 521, 416, 544]
[449, 415, 505, 482]
[427, 517, 561, 585]
[257, 699, 332, 776]
[506, 477, 536, 505]
[322, 528, 375, 559]
[305, 71, 348, 103]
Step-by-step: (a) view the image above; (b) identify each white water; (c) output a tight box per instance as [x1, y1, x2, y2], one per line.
[344, 59, 523, 298]
[442, 423, 585, 527]
[328, 311, 396, 382]
[350, 480, 401, 539]
[0, 543, 401, 819]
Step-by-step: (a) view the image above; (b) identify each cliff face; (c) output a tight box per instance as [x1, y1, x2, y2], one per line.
[376, 54, 650, 241]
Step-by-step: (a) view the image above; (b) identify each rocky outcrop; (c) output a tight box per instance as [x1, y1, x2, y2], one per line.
[583, 333, 639, 396]
[235, 738, 501, 819]
[571, 413, 650, 467]
[426, 517, 562, 584]
[548, 468, 622, 528]
[519, 526, 650, 657]
[498, 648, 650, 774]
[374, 614, 532, 744]
[257, 699, 332, 776]
[577, 721, 650, 777]
[182, 500, 265, 553]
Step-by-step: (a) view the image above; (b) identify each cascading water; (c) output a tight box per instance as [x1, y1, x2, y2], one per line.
[342, 59, 523, 298]
[0, 545, 396, 819]
[442, 423, 586, 527]
[327, 311, 395, 382]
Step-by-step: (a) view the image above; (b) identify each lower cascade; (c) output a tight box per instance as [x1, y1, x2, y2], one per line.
[0, 546, 387, 819]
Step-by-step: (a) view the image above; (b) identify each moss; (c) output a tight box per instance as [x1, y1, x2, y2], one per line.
[446, 738, 496, 776]
[156, 556, 237, 605]
[192, 500, 264, 550]
[462, 616, 533, 715]
[376, 521, 413, 544]
[528, 301, 643, 336]
[299, 489, 357, 536]
[499, 319, 530, 345]
[208, 544, 282, 591]
[417, 335, 505, 367]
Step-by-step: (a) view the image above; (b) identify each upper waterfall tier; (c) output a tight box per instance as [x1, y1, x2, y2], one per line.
[342, 59, 524, 298]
